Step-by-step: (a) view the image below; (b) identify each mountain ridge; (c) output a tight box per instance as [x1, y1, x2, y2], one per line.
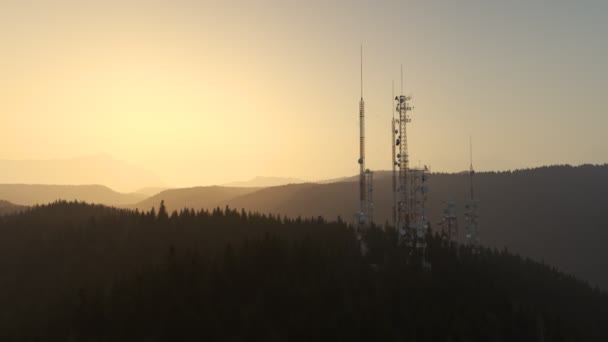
[0, 154, 165, 192]
[0, 184, 146, 206]
[222, 176, 306, 188]
[0, 200, 25, 215]
[133, 164, 608, 291]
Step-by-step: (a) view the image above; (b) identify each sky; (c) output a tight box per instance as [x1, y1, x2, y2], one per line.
[1, 1, 607, 187]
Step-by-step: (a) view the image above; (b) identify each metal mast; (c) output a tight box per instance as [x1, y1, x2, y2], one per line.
[391, 81, 398, 227]
[464, 137, 480, 247]
[359, 46, 366, 223]
[393, 67, 429, 256]
[469, 137, 474, 199]
[408, 166, 430, 251]
[394, 66, 412, 244]
[357, 46, 373, 228]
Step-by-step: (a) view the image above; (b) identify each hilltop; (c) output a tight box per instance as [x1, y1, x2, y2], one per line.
[0, 200, 25, 215]
[1, 202, 606, 340]
[2, 165, 607, 291]
[133, 164, 608, 290]
[222, 176, 306, 187]
[134, 186, 260, 212]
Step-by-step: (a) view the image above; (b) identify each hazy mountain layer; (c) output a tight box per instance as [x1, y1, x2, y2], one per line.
[136, 165, 608, 290]
[134, 187, 171, 197]
[0, 200, 25, 215]
[222, 176, 306, 188]
[0, 184, 146, 206]
[134, 186, 261, 212]
[0, 155, 164, 192]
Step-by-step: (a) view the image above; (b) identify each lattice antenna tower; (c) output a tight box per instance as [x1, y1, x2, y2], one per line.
[464, 137, 480, 247]
[440, 200, 459, 246]
[391, 80, 398, 228]
[394, 65, 413, 245]
[408, 166, 430, 252]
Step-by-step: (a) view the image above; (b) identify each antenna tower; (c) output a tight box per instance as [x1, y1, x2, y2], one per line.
[440, 200, 459, 246]
[357, 46, 374, 231]
[464, 137, 480, 247]
[408, 165, 430, 251]
[391, 81, 398, 227]
[393, 66, 411, 244]
[393, 66, 428, 253]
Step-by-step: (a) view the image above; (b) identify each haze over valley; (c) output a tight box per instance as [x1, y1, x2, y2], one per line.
[2, 1, 607, 340]
[0, 155, 164, 193]
[1, 164, 607, 292]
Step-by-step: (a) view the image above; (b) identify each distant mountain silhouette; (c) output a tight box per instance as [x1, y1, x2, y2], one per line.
[134, 164, 608, 290]
[316, 175, 359, 184]
[0, 184, 146, 206]
[134, 186, 171, 197]
[0, 200, 25, 215]
[134, 186, 261, 211]
[0, 154, 165, 192]
[222, 176, 306, 187]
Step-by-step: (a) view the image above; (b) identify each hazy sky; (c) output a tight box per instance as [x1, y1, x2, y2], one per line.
[1, 1, 607, 187]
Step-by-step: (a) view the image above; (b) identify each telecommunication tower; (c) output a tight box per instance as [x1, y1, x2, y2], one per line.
[464, 138, 480, 247]
[357, 46, 374, 229]
[393, 67, 428, 252]
[408, 166, 430, 250]
[391, 81, 398, 227]
[393, 77, 411, 243]
[439, 200, 459, 245]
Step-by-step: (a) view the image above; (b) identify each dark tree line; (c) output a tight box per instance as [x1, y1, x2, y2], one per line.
[0, 201, 607, 341]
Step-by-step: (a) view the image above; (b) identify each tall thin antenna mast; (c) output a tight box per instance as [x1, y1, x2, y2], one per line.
[392, 80, 395, 118]
[469, 136, 474, 200]
[400, 64, 403, 95]
[357, 45, 372, 229]
[391, 80, 397, 227]
[465, 135, 480, 247]
[359, 46, 366, 219]
[355, 45, 373, 253]
[470, 136, 473, 168]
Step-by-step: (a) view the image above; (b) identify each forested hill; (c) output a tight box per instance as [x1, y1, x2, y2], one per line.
[133, 185, 259, 212]
[0, 200, 24, 215]
[135, 164, 608, 291]
[1, 202, 607, 341]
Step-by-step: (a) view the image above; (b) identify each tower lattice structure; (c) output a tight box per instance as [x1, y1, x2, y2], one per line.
[464, 139, 480, 247]
[440, 200, 459, 245]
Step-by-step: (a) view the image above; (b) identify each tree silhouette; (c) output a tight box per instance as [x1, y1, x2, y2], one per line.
[0, 200, 606, 341]
[158, 200, 169, 221]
